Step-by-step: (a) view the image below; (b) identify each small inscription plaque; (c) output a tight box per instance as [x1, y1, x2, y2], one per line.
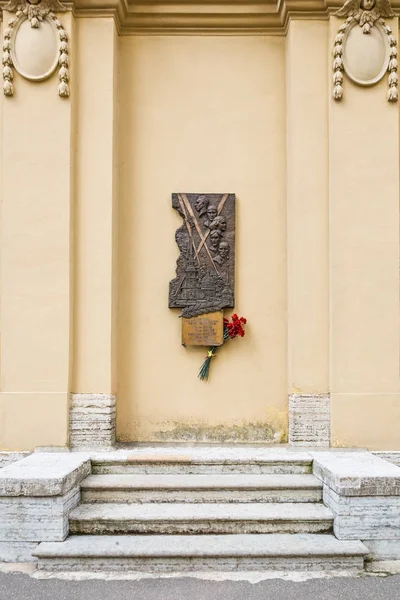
[182, 311, 224, 347]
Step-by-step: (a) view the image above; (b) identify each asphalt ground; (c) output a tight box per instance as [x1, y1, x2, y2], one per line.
[1, 571, 400, 600]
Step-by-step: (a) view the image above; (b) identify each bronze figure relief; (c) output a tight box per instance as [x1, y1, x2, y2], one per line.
[169, 193, 235, 320]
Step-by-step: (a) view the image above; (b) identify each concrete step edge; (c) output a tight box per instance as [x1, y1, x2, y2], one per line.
[69, 502, 333, 522]
[91, 459, 313, 466]
[34, 534, 369, 559]
[81, 474, 322, 491]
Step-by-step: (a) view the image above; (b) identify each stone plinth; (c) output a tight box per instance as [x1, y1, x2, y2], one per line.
[314, 452, 400, 560]
[0, 541, 39, 562]
[289, 394, 331, 447]
[0, 453, 90, 561]
[70, 394, 116, 449]
[313, 451, 400, 496]
[0, 486, 80, 542]
[374, 452, 400, 467]
[0, 452, 91, 496]
[0, 452, 31, 469]
[324, 487, 400, 540]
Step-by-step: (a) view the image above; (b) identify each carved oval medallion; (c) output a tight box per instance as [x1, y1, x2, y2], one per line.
[343, 22, 389, 86]
[11, 17, 59, 82]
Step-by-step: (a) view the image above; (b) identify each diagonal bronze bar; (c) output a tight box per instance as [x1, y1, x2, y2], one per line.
[180, 194, 219, 274]
[177, 195, 200, 264]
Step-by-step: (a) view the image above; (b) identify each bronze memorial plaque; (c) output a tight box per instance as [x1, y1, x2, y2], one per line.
[182, 311, 224, 347]
[169, 193, 235, 346]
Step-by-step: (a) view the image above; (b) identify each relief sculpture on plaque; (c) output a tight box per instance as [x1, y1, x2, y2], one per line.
[169, 193, 235, 321]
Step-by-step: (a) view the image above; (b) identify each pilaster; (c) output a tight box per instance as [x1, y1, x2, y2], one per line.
[0, 11, 75, 450]
[328, 16, 400, 450]
[286, 20, 330, 445]
[70, 17, 119, 448]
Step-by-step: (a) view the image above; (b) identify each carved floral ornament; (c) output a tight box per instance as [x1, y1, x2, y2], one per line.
[2, 0, 70, 98]
[333, 0, 398, 101]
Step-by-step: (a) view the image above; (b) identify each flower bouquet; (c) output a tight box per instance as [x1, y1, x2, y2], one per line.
[198, 313, 247, 381]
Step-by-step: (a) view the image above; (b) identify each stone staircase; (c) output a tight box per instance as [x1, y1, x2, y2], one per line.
[34, 450, 369, 573]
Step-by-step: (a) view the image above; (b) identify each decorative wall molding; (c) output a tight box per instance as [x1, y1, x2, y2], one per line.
[332, 0, 398, 101]
[337, 0, 394, 33]
[75, 0, 400, 35]
[1, 0, 400, 34]
[2, 0, 70, 97]
[71, 0, 343, 35]
[4, 0, 67, 28]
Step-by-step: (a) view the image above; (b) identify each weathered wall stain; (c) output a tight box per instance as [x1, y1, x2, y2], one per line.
[154, 420, 286, 444]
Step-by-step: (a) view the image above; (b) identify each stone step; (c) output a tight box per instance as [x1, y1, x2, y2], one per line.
[34, 534, 369, 573]
[91, 448, 312, 475]
[69, 502, 333, 535]
[81, 474, 322, 504]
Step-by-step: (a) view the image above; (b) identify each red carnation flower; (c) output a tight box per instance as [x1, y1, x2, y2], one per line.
[198, 313, 247, 380]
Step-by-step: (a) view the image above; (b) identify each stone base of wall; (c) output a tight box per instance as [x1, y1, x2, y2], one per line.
[373, 452, 400, 467]
[70, 394, 116, 449]
[0, 541, 39, 562]
[289, 393, 330, 447]
[314, 452, 400, 561]
[0, 452, 31, 469]
[0, 486, 80, 542]
[323, 487, 400, 540]
[363, 539, 400, 561]
[0, 453, 91, 552]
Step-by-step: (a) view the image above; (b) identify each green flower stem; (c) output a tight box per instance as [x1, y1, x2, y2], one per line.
[198, 328, 230, 381]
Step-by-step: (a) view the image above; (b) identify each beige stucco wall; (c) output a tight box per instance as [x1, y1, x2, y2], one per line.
[0, 12, 75, 450]
[286, 20, 330, 395]
[1, 14, 400, 450]
[117, 35, 288, 442]
[72, 17, 119, 395]
[329, 17, 400, 450]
